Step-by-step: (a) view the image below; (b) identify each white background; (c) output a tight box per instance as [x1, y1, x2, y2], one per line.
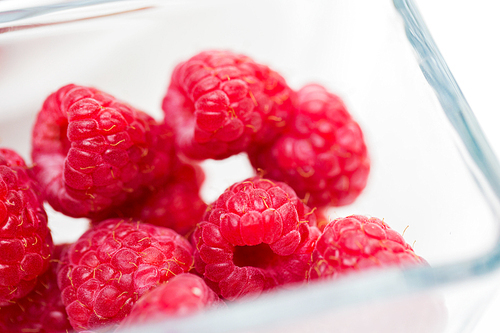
[416, 0, 500, 332]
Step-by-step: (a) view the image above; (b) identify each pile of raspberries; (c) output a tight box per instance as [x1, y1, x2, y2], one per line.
[0, 50, 426, 332]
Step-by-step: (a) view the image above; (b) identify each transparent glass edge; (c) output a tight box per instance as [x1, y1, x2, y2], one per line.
[0, 0, 163, 32]
[0, 0, 128, 24]
[115, 266, 439, 333]
[393, 0, 500, 276]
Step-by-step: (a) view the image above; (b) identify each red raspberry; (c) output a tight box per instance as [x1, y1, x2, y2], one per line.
[56, 219, 194, 331]
[0, 148, 53, 306]
[192, 177, 319, 301]
[162, 50, 296, 160]
[120, 273, 224, 327]
[309, 215, 426, 280]
[315, 207, 330, 232]
[32, 84, 176, 218]
[248, 84, 370, 208]
[0, 244, 72, 333]
[93, 162, 206, 237]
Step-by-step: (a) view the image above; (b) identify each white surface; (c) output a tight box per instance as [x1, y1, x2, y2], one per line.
[415, 1, 500, 332]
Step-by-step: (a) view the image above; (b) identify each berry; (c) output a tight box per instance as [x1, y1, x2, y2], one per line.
[0, 244, 72, 333]
[309, 215, 426, 280]
[162, 50, 296, 160]
[192, 177, 319, 301]
[0, 148, 53, 306]
[31, 84, 176, 218]
[56, 219, 194, 331]
[120, 273, 224, 327]
[248, 84, 370, 208]
[135, 163, 206, 236]
[315, 207, 330, 232]
[93, 162, 206, 237]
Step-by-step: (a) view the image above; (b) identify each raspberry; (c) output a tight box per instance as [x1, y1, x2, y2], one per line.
[192, 177, 319, 301]
[309, 215, 426, 280]
[56, 218, 194, 331]
[0, 148, 53, 306]
[31, 84, 176, 218]
[248, 84, 370, 208]
[315, 207, 330, 232]
[162, 50, 296, 160]
[136, 163, 206, 236]
[93, 162, 206, 237]
[0, 244, 72, 333]
[120, 273, 224, 327]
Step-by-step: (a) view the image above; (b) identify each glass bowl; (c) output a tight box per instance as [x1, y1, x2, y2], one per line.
[1, 1, 500, 332]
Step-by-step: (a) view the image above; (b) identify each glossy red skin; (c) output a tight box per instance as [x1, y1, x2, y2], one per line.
[162, 50, 297, 160]
[121, 273, 224, 327]
[249, 84, 370, 209]
[56, 219, 194, 331]
[31, 84, 176, 218]
[191, 177, 319, 301]
[0, 244, 72, 333]
[309, 215, 426, 280]
[0, 148, 53, 306]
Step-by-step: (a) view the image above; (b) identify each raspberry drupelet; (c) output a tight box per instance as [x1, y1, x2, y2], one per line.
[248, 84, 370, 209]
[56, 219, 194, 331]
[31, 84, 176, 218]
[191, 177, 320, 301]
[162, 50, 297, 161]
[309, 215, 426, 280]
[0, 148, 53, 306]
[93, 162, 206, 237]
[120, 273, 224, 327]
[0, 244, 72, 333]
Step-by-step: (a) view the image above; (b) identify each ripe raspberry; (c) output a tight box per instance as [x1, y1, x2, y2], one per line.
[0, 148, 53, 306]
[248, 84, 370, 208]
[162, 50, 296, 160]
[93, 162, 206, 237]
[135, 163, 206, 236]
[192, 177, 319, 301]
[315, 208, 330, 232]
[309, 215, 426, 280]
[120, 273, 224, 327]
[0, 244, 72, 333]
[56, 219, 194, 331]
[32, 84, 176, 218]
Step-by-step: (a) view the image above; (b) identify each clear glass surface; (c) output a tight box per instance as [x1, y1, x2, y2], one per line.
[1, 1, 500, 332]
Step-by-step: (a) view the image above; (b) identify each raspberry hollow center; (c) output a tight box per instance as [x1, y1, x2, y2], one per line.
[232, 243, 279, 269]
